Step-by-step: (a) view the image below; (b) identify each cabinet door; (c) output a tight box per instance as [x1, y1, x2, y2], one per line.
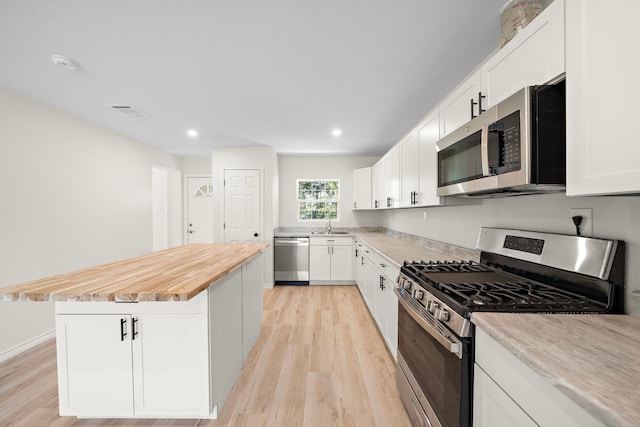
[132, 313, 210, 417]
[209, 269, 244, 411]
[440, 70, 482, 137]
[384, 276, 398, 360]
[309, 245, 331, 280]
[416, 109, 442, 207]
[330, 245, 353, 281]
[383, 145, 400, 208]
[566, 0, 640, 196]
[400, 131, 419, 207]
[242, 255, 264, 363]
[373, 273, 387, 334]
[481, 0, 565, 109]
[372, 160, 384, 209]
[353, 167, 372, 210]
[56, 314, 134, 417]
[474, 365, 537, 427]
[362, 256, 376, 311]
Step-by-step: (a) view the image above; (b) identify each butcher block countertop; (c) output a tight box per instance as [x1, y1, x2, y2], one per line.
[0, 243, 269, 302]
[472, 313, 640, 427]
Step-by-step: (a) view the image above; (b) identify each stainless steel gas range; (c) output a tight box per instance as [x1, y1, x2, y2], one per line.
[394, 227, 625, 427]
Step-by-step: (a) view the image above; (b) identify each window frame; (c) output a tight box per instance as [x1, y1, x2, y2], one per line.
[296, 178, 340, 222]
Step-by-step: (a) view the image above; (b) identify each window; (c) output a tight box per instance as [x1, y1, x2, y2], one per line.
[297, 179, 339, 221]
[193, 184, 213, 198]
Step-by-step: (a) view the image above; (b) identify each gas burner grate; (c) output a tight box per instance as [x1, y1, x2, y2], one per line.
[400, 260, 608, 313]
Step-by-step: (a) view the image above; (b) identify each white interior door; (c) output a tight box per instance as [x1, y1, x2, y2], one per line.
[224, 169, 261, 243]
[185, 176, 213, 244]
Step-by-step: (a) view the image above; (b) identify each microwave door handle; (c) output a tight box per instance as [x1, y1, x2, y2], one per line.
[481, 123, 490, 177]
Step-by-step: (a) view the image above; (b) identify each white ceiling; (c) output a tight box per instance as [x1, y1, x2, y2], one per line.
[0, 0, 506, 157]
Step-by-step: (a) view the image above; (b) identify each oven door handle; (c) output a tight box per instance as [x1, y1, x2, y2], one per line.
[395, 288, 463, 359]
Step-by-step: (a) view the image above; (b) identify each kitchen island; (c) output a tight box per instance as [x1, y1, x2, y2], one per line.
[0, 243, 268, 419]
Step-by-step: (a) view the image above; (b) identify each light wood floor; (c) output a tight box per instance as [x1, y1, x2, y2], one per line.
[0, 285, 411, 427]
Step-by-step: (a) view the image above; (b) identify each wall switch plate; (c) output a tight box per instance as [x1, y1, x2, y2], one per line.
[570, 208, 593, 237]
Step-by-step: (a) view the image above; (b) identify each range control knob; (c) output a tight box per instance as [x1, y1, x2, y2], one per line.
[402, 280, 412, 290]
[428, 301, 439, 314]
[437, 309, 450, 322]
[414, 290, 424, 301]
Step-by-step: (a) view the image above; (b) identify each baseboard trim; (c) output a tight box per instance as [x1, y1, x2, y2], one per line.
[0, 329, 56, 363]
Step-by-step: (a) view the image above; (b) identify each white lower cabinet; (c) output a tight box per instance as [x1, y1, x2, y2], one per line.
[56, 308, 209, 418]
[55, 254, 264, 419]
[56, 314, 137, 417]
[473, 365, 537, 427]
[474, 327, 604, 427]
[352, 240, 400, 359]
[309, 236, 353, 283]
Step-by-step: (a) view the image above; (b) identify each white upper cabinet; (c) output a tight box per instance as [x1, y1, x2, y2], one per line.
[481, 0, 565, 109]
[399, 131, 418, 207]
[400, 110, 442, 207]
[565, 0, 640, 196]
[383, 145, 400, 208]
[416, 110, 442, 207]
[372, 160, 384, 209]
[352, 167, 372, 210]
[439, 70, 483, 137]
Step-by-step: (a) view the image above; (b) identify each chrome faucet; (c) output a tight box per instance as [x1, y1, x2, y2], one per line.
[327, 217, 332, 234]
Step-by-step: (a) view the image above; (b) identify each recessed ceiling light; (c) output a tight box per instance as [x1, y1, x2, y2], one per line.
[187, 129, 198, 138]
[331, 129, 342, 137]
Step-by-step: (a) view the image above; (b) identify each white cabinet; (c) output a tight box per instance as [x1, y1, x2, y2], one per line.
[309, 236, 353, 283]
[565, 0, 640, 196]
[56, 292, 210, 418]
[481, 0, 565, 109]
[416, 109, 442, 207]
[373, 253, 399, 359]
[383, 145, 401, 208]
[399, 130, 419, 207]
[242, 255, 264, 363]
[353, 167, 372, 210]
[474, 365, 537, 427]
[474, 327, 604, 427]
[440, 70, 483, 137]
[371, 160, 384, 209]
[56, 314, 136, 417]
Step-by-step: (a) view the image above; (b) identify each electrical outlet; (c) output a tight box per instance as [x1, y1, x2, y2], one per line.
[570, 208, 593, 237]
[423, 211, 428, 222]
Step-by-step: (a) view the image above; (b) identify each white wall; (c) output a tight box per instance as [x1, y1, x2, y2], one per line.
[211, 147, 278, 287]
[0, 87, 182, 359]
[278, 155, 379, 228]
[182, 156, 212, 176]
[380, 192, 640, 316]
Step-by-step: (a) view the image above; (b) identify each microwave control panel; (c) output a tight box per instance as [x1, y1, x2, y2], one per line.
[488, 110, 521, 175]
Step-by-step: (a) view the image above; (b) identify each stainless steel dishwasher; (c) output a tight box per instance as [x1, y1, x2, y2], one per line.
[274, 236, 309, 284]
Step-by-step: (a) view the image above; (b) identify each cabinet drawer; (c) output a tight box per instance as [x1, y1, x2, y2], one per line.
[374, 253, 400, 281]
[310, 236, 352, 246]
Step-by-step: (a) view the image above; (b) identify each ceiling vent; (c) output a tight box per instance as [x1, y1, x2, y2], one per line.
[108, 105, 147, 117]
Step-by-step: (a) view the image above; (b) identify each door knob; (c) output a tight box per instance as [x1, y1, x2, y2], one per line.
[253, 233, 259, 237]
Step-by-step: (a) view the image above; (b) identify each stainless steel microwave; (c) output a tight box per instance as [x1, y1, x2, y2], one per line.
[436, 80, 566, 197]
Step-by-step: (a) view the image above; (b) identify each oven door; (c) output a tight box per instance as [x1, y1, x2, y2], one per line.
[396, 295, 472, 427]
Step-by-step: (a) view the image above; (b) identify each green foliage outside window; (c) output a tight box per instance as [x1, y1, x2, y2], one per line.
[297, 180, 339, 220]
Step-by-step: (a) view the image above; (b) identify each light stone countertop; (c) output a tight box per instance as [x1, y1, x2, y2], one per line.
[350, 231, 479, 267]
[471, 313, 640, 427]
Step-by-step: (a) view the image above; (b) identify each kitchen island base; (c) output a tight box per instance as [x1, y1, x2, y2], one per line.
[55, 252, 263, 419]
